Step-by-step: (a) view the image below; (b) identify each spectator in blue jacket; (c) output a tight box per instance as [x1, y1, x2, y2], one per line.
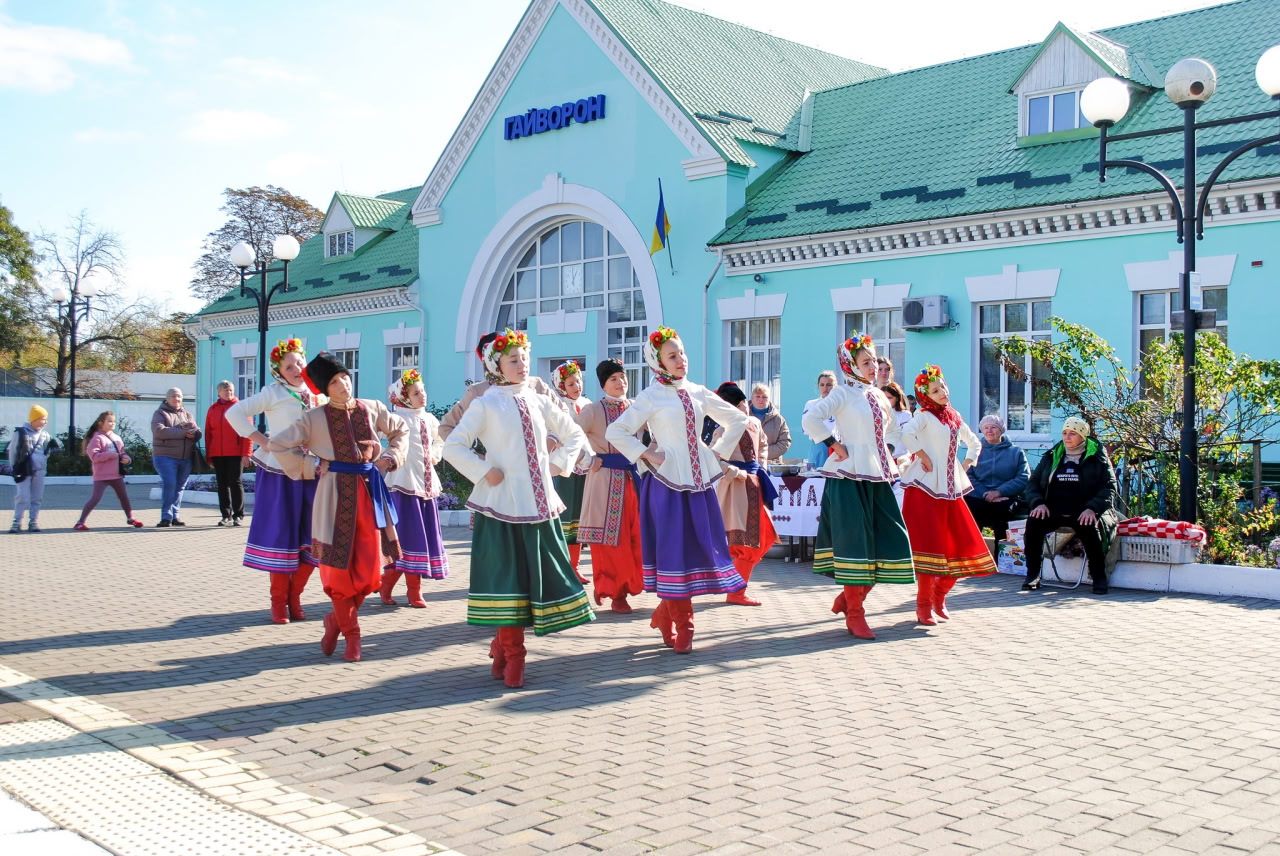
[964, 414, 1030, 541]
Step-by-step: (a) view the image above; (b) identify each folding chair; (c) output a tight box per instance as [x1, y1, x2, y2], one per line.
[1040, 526, 1088, 589]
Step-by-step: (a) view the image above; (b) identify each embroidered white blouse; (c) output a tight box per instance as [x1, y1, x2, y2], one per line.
[557, 393, 592, 475]
[605, 378, 748, 492]
[897, 410, 981, 499]
[384, 407, 443, 499]
[224, 382, 324, 473]
[442, 382, 589, 523]
[801, 381, 903, 483]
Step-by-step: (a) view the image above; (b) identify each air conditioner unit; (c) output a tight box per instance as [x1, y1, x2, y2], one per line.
[901, 295, 950, 330]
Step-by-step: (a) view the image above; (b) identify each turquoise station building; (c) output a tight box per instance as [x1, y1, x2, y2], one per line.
[190, 0, 1280, 460]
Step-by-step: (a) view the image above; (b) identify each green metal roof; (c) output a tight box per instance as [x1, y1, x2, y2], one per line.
[712, 0, 1280, 247]
[588, 0, 887, 166]
[192, 185, 420, 318]
[333, 192, 408, 230]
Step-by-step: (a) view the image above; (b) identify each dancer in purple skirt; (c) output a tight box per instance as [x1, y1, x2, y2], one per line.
[380, 369, 450, 607]
[225, 338, 323, 624]
[605, 326, 749, 653]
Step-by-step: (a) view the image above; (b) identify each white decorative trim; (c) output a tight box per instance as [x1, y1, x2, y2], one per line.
[453, 172, 664, 363]
[716, 178, 1280, 275]
[326, 328, 361, 350]
[411, 0, 720, 227]
[229, 340, 258, 359]
[535, 310, 589, 335]
[382, 322, 421, 346]
[1124, 251, 1236, 292]
[197, 288, 409, 333]
[717, 287, 786, 320]
[683, 154, 729, 180]
[965, 265, 1060, 302]
[829, 278, 910, 312]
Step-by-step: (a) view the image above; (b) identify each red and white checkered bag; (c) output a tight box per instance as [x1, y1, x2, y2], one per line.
[1117, 516, 1207, 546]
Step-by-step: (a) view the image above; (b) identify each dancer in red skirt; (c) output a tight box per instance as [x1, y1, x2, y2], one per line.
[576, 359, 646, 613]
[897, 364, 996, 624]
[711, 382, 778, 606]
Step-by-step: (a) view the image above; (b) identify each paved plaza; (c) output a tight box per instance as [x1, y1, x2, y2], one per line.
[2, 484, 1280, 855]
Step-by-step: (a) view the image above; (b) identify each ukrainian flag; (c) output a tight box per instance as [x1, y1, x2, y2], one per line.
[649, 178, 671, 256]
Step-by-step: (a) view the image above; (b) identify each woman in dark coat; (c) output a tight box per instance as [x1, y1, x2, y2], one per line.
[1022, 417, 1118, 594]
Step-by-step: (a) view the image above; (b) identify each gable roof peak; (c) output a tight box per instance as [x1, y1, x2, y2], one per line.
[1007, 19, 1157, 93]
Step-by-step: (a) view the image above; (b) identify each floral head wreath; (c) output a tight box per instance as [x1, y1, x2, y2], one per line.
[645, 326, 681, 384]
[270, 338, 305, 366]
[389, 368, 423, 407]
[914, 364, 944, 396]
[481, 327, 530, 384]
[913, 363, 962, 427]
[836, 331, 876, 384]
[553, 360, 582, 395]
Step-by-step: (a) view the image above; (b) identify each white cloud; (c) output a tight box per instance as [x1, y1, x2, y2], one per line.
[219, 57, 312, 84]
[74, 127, 144, 144]
[183, 109, 288, 142]
[266, 151, 331, 180]
[0, 15, 132, 93]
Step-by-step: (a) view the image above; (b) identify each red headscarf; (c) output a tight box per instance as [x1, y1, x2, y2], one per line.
[914, 364, 962, 428]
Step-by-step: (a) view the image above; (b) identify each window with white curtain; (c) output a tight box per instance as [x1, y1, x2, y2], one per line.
[235, 357, 257, 400]
[727, 318, 781, 407]
[977, 299, 1053, 435]
[842, 308, 905, 384]
[389, 344, 419, 386]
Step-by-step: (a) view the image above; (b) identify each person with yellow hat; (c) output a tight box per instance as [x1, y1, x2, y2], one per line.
[9, 404, 60, 533]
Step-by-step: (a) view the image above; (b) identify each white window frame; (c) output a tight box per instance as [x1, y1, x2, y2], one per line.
[332, 348, 360, 397]
[388, 343, 419, 387]
[1136, 287, 1228, 361]
[235, 357, 257, 400]
[727, 318, 782, 408]
[328, 230, 355, 257]
[975, 299, 1054, 440]
[841, 309, 905, 386]
[1023, 85, 1088, 136]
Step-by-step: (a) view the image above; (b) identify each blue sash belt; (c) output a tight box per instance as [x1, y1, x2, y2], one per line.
[598, 452, 639, 487]
[327, 460, 399, 529]
[729, 460, 779, 509]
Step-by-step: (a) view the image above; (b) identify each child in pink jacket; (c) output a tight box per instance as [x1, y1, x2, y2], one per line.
[75, 411, 145, 529]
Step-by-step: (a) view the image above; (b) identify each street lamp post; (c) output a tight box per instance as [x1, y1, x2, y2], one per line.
[1081, 45, 1280, 524]
[228, 236, 301, 432]
[50, 280, 101, 452]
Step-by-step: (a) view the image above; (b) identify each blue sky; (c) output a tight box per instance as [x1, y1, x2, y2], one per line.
[1, 0, 1222, 314]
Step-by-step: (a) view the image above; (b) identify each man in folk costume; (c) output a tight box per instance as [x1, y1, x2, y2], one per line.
[225, 338, 323, 625]
[576, 359, 647, 614]
[897, 365, 995, 625]
[550, 360, 591, 581]
[801, 332, 915, 639]
[379, 369, 450, 608]
[712, 382, 778, 607]
[605, 326, 749, 653]
[442, 329, 594, 688]
[269, 352, 408, 662]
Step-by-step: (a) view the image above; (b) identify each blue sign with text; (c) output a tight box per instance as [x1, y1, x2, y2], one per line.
[504, 94, 606, 140]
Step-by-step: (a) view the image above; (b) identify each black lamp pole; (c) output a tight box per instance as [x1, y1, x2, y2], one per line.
[236, 258, 295, 433]
[1095, 94, 1280, 523]
[58, 290, 94, 452]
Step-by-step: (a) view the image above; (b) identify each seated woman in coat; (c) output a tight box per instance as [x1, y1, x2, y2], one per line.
[964, 414, 1031, 541]
[1021, 417, 1119, 595]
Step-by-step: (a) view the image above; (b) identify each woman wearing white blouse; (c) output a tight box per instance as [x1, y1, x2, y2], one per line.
[801, 332, 915, 640]
[442, 329, 594, 688]
[897, 365, 996, 625]
[605, 326, 749, 654]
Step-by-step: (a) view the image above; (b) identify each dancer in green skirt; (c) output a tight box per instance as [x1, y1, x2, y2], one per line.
[442, 329, 595, 688]
[801, 331, 914, 639]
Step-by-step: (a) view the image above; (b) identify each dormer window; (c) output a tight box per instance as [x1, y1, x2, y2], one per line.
[328, 230, 355, 257]
[1025, 87, 1088, 136]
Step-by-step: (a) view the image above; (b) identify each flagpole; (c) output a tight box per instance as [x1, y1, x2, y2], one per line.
[665, 230, 674, 273]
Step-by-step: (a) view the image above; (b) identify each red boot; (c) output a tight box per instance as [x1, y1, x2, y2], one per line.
[649, 599, 675, 647]
[488, 632, 506, 679]
[726, 558, 761, 606]
[320, 610, 340, 657]
[672, 599, 695, 654]
[404, 574, 427, 608]
[269, 574, 290, 624]
[916, 575, 937, 626]
[288, 564, 313, 621]
[379, 570, 401, 606]
[499, 626, 526, 688]
[934, 576, 958, 621]
[568, 544, 587, 584]
[610, 593, 633, 614]
[843, 585, 875, 639]
[831, 590, 847, 615]
[335, 598, 362, 662]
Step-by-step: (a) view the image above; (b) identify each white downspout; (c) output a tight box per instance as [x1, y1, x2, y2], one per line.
[701, 250, 724, 385]
[398, 281, 426, 375]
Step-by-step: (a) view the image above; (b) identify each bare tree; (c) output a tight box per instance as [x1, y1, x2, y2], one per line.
[33, 211, 146, 396]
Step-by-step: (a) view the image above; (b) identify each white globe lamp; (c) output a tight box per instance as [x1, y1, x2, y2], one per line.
[229, 241, 256, 269]
[1081, 78, 1131, 127]
[272, 234, 300, 261]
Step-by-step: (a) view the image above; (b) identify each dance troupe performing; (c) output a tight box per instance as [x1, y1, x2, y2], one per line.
[225, 325, 997, 686]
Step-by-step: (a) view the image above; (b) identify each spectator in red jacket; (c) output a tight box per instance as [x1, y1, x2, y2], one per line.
[205, 380, 252, 526]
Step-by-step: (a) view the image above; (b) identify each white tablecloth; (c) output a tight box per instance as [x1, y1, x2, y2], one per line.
[768, 474, 825, 538]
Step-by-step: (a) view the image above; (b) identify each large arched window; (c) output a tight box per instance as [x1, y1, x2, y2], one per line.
[496, 219, 650, 391]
